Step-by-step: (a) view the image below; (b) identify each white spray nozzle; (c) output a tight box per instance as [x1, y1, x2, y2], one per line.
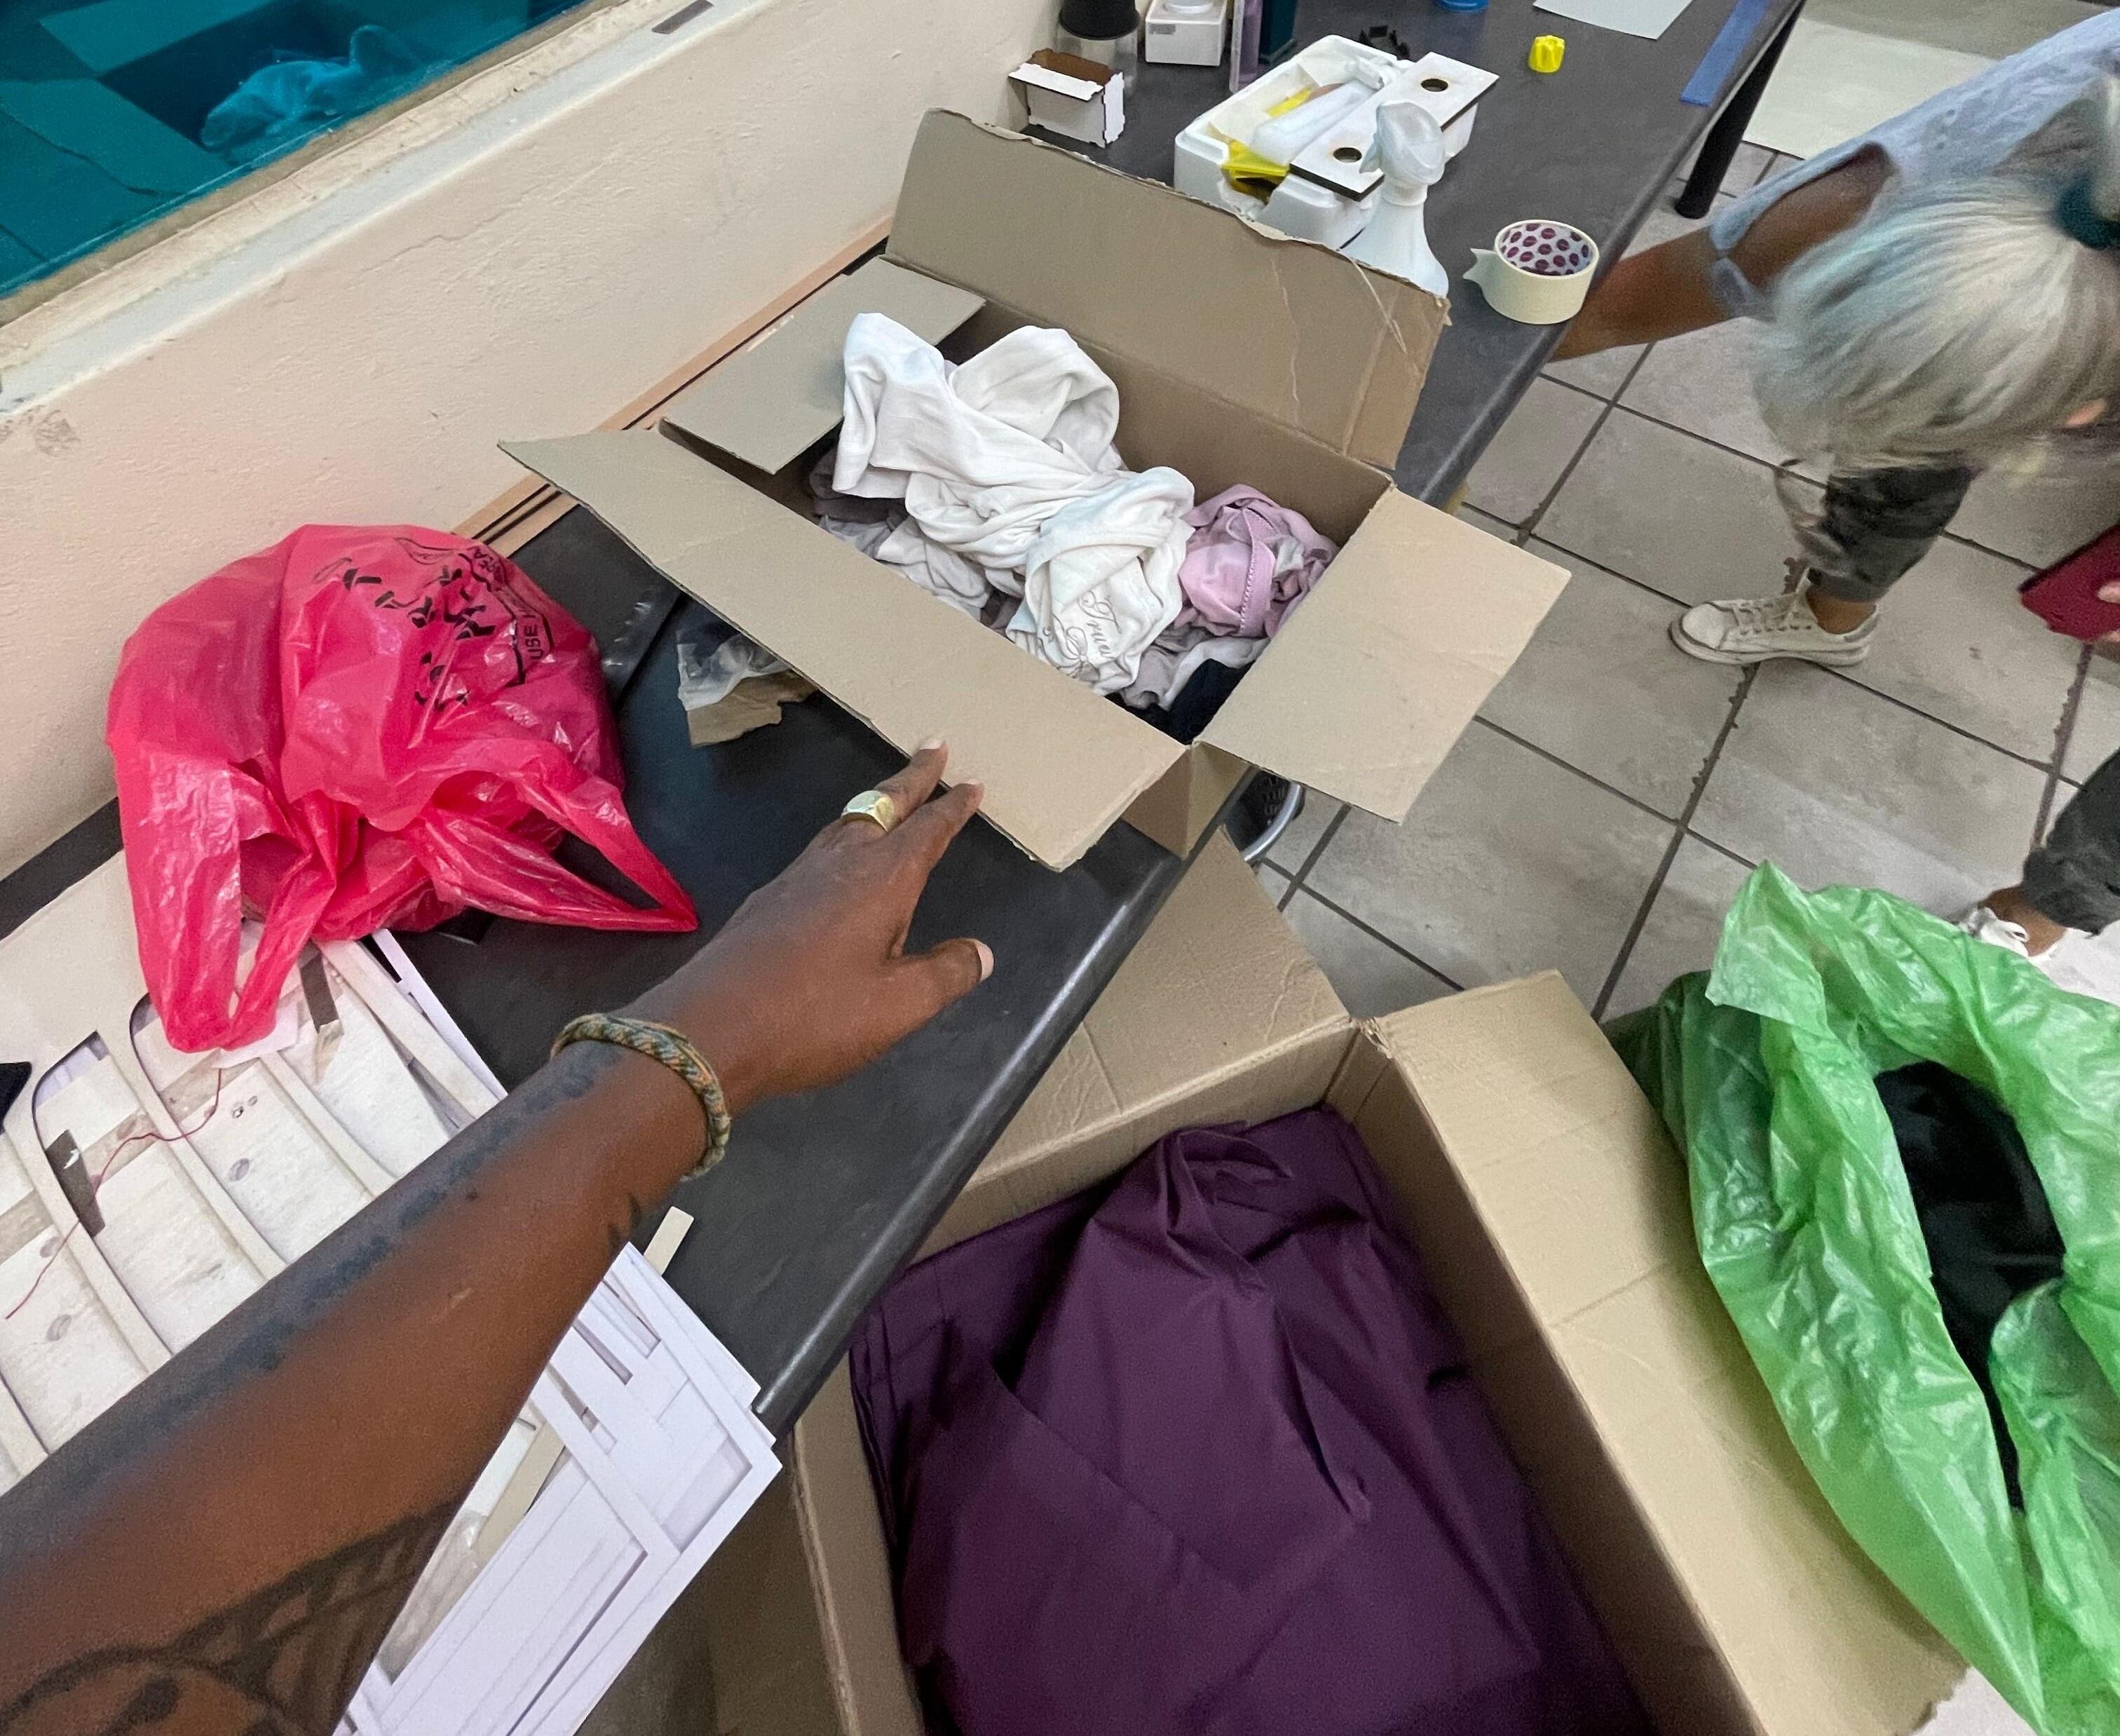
[1362, 97, 1448, 192]
[1343, 94, 1449, 295]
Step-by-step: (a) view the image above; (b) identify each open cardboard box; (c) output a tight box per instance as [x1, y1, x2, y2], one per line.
[576, 1475, 838, 1736]
[763, 836, 1970, 1736]
[504, 110, 1567, 871]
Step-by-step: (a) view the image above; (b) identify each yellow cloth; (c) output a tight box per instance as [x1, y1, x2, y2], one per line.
[1221, 140, 1289, 197]
[1216, 81, 1331, 198]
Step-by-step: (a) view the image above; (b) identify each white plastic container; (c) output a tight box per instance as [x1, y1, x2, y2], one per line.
[1143, 0, 1227, 65]
[1172, 35, 1493, 249]
[1012, 51, 1127, 145]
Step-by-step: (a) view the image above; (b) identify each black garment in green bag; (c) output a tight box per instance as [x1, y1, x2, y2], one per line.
[1610, 866, 2120, 1736]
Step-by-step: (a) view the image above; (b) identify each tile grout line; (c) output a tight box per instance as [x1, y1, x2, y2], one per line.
[1614, 341, 1657, 398]
[1526, 483, 2067, 773]
[1475, 718, 1690, 829]
[1591, 665, 1760, 1021]
[1520, 529, 1708, 611]
[1809, 663, 2060, 776]
[2037, 646, 2093, 844]
[1516, 374, 1636, 540]
[1540, 377, 1610, 412]
[1472, 339, 1657, 537]
[1549, 400, 2048, 574]
[1294, 883, 1469, 994]
[1282, 801, 1350, 900]
[1277, 799, 1468, 993]
[1281, 711, 1696, 1013]
[1683, 828, 1757, 872]
[1542, 334, 1659, 414]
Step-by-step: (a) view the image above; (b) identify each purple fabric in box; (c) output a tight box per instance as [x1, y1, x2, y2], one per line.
[849, 1107, 1649, 1736]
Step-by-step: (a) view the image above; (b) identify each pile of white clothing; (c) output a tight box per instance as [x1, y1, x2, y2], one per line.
[821, 315, 1194, 695]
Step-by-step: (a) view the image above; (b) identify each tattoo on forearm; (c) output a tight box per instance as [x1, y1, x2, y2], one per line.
[0, 1045, 626, 1530]
[0, 1504, 458, 1736]
[0, 1042, 641, 1734]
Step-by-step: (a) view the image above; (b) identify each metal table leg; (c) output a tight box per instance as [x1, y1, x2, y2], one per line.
[1675, 0, 1802, 219]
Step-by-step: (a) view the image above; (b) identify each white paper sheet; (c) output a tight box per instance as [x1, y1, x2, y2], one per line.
[1534, 0, 1693, 42]
[1, 856, 777, 1736]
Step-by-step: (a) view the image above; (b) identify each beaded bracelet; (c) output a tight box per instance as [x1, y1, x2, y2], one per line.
[550, 1012, 732, 1178]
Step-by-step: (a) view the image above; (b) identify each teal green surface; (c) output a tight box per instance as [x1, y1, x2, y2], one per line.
[0, 0, 582, 297]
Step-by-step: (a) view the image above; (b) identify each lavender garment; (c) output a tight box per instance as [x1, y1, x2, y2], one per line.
[849, 1108, 1649, 1736]
[1176, 486, 1336, 639]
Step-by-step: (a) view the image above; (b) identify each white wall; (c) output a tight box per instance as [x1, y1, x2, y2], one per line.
[0, 0, 1055, 876]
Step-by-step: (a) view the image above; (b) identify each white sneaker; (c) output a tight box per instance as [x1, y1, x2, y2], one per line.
[1671, 585, 1877, 667]
[1959, 905, 2038, 961]
[1958, 906, 2120, 1007]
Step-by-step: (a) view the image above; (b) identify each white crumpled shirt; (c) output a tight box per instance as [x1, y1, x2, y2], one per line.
[826, 313, 1193, 694]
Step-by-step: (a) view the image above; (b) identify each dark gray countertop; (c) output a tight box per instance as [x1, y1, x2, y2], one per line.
[1092, 0, 1802, 503]
[0, 0, 1794, 1438]
[391, 512, 1202, 1435]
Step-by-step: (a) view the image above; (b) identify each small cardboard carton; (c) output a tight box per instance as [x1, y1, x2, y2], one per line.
[505, 110, 1566, 872]
[776, 836, 1969, 1736]
[1009, 49, 1126, 147]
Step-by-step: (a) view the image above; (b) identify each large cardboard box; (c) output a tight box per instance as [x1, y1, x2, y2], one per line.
[777, 837, 1969, 1736]
[578, 1479, 836, 1736]
[504, 111, 1566, 870]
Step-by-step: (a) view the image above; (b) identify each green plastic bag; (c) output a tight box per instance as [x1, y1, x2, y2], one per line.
[1610, 865, 2120, 1736]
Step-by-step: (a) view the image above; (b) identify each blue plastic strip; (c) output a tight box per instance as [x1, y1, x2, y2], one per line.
[1682, 0, 1774, 107]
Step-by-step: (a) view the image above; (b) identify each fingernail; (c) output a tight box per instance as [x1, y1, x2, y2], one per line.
[974, 939, 994, 981]
[918, 736, 944, 752]
[964, 780, 984, 801]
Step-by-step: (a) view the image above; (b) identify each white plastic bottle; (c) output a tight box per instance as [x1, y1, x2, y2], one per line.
[1343, 99, 1450, 297]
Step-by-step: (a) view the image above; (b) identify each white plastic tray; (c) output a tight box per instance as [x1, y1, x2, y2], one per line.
[1173, 36, 1494, 249]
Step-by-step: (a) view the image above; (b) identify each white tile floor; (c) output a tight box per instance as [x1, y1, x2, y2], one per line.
[1261, 156, 2120, 1029]
[1744, 18, 1990, 157]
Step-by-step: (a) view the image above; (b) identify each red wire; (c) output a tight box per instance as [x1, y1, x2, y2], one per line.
[5, 1069, 228, 1322]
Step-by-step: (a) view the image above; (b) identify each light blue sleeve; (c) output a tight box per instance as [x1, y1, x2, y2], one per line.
[1694, 11, 2120, 318]
[1704, 141, 1869, 319]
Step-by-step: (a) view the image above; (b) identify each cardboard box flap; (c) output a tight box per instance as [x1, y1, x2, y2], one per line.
[936, 834, 1352, 1253]
[503, 430, 1184, 869]
[661, 257, 985, 475]
[888, 111, 1446, 468]
[1010, 50, 1115, 98]
[1199, 494, 1566, 820]
[1366, 975, 1963, 1736]
[1361, 975, 1697, 1339]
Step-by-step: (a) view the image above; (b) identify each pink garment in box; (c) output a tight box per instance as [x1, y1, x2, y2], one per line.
[1176, 485, 1336, 638]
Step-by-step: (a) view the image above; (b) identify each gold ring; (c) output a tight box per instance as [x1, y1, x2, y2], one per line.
[842, 789, 899, 832]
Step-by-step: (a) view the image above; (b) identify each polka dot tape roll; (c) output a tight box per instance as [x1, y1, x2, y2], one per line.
[1497, 220, 1595, 278]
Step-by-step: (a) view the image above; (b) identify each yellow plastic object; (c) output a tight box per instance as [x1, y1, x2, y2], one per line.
[1221, 140, 1291, 199]
[1216, 81, 1340, 199]
[1528, 34, 1565, 73]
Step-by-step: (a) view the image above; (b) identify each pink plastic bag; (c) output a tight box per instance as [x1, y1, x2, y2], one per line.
[107, 525, 697, 1052]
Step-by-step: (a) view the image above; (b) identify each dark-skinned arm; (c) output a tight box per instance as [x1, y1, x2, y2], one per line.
[1551, 146, 1891, 359]
[0, 744, 990, 1736]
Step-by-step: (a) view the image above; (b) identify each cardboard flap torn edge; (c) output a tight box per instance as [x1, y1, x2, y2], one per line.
[501, 429, 1185, 870]
[887, 110, 1448, 469]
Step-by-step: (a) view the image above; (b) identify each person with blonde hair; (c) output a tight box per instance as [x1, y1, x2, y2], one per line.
[1556, 14, 2120, 984]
